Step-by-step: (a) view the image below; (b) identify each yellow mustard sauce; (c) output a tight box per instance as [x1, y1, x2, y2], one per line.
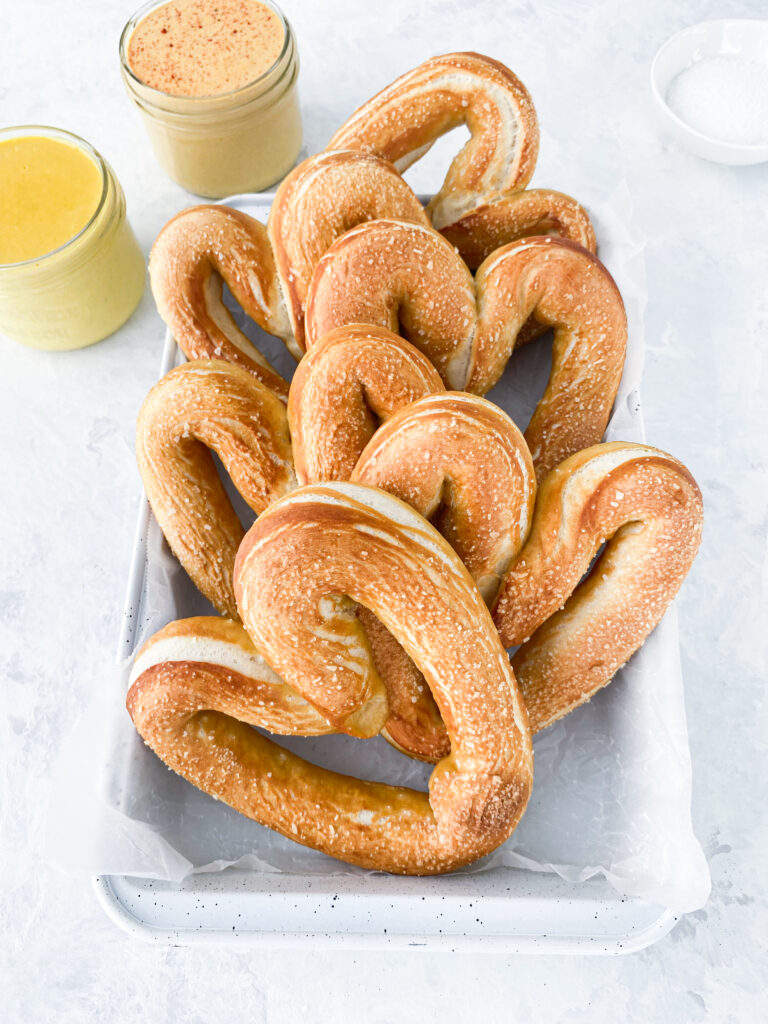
[0, 135, 103, 264]
[0, 128, 145, 351]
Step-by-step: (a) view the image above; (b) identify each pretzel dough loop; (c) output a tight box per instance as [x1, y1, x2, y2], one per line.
[288, 323, 445, 486]
[493, 443, 704, 731]
[136, 359, 296, 619]
[149, 205, 293, 399]
[222, 482, 534, 872]
[327, 52, 540, 231]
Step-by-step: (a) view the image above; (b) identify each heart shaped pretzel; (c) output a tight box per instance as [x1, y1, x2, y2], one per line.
[306, 223, 627, 479]
[288, 323, 445, 485]
[136, 359, 295, 618]
[494, 442, 704, 731]
[149, 151, 431, 395]
[129, 482, 533, 874]
[327, 52, 540, 230]
[149, 205, 293, 399]
[327, 52, 596, 265]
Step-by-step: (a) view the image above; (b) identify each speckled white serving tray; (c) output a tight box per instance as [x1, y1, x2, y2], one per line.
[94, 193, 683, 951]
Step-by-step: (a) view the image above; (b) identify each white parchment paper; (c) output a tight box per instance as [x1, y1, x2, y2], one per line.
[47, 184, 711, 914]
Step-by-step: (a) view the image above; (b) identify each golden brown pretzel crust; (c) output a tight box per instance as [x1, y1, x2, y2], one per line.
[131, 483, 533, 873]
[288, 323, 445, 486]
[305, 219, 477, 390]
[129, 617, 334, 736]
[440, 188, 597, 270]
[136, 360, 296, 618]
[350, 393, 536, 762]
[268, 151, 430, 348]
[149, 206, 292, 399]
[493, 442, 704, 731]
[352, 393, 536, 603]
[306, 225, 626, 476]
[327, 52, 540, 231]
[472, 236, 627, 479]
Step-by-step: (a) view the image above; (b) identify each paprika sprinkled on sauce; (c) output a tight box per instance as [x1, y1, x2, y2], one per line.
[126, 0, 285, 98]
[120, 0, 302, 196]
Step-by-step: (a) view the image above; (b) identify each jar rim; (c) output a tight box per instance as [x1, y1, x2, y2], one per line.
[0, 125, 110, 270]
[119, 0, 294, 105]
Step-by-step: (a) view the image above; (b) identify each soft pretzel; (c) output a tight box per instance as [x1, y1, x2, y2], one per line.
[439, 188, 597, 271]
[288, 323, 445, 485]
[268, 150, 430, 347]
[149, 205, 293, 399]
[305, 219, 476, 390]
[493, 442, 704, 731]
[352, 393, 536, 602]
[136, 359, 295, 618]
[306, 224, 626, 478]
[471, 236, 627, 478]
[129, 616, 333, 737]
[351, 393, 536, 762]
[149, 151, 433, 389]
[130, 482, 533, 873]
[327, 52, 539, 232]
[327, 52, 597, 266]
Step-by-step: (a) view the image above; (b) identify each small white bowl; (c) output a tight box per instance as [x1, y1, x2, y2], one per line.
[650, 19, 768, 165]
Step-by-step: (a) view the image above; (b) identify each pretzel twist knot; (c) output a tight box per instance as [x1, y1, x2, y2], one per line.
[128, 483, 534, 874]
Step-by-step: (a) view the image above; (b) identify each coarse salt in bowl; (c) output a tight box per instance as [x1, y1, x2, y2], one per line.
[650, 19, 768, 165]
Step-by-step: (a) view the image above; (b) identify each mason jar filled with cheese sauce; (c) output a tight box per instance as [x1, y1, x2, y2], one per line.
[119, 0, 303, 197]
[0, 126, 145, 351]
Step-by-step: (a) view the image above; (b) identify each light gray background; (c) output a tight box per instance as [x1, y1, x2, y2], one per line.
[1, 0, 766, 1020]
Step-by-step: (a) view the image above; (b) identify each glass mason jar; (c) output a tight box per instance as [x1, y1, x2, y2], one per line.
[119, 0, 303, 198]
[0, 126, 146, 351]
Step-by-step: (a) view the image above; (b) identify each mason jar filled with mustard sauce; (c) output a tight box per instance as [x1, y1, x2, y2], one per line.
[0, 126, 145, 351]
[119, 0, 303, 197]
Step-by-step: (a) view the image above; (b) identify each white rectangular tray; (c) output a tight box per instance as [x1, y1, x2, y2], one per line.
[94, 193, 682, 952]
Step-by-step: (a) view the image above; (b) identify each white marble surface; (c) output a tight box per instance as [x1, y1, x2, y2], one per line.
[1, 0, 766, 1019]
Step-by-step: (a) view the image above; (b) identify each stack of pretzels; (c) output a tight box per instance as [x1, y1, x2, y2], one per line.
[127, 53, 703, 875]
